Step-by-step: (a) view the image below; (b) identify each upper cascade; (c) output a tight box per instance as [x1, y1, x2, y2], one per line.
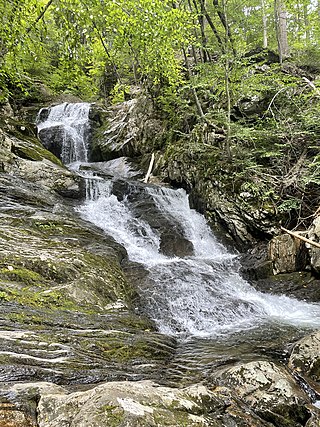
[37, 102, 91, 165]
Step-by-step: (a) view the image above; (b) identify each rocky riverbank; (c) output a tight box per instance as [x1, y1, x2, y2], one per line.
[0, 99, 320, 426]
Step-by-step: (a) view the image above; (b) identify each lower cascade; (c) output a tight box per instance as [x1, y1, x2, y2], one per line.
[79, 182, 320, 338]
[37, 103, 320, 340]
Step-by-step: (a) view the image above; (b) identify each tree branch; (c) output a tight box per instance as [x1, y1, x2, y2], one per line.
[281, 226, 320, 249]
[26, 0, 55, 34]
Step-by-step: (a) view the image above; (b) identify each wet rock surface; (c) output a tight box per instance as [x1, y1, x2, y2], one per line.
[0, 130, 176, 389]
[112, 179, 194, 257]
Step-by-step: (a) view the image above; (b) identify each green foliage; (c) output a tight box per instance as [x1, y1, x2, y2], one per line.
[277, 198, 301, 213]
[0, 0, 194, 100]
[110, 83, 130, 104]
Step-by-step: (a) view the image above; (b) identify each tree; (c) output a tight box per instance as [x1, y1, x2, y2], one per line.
[261, 0, 268, 48]
[274, 0, 289, 63]
[0, 0, 194, 100]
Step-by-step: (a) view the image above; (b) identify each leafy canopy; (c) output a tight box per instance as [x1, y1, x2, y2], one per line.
[0, 0, 194, 100]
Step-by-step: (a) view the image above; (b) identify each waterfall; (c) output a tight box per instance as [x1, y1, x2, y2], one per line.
[37, 102, 104, 198]
[80, 183, 320, 338]
[37, 102, 91, 166]
[37, 103, 320, 339]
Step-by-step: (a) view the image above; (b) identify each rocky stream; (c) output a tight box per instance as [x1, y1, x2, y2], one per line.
[0, 100, 320, 426]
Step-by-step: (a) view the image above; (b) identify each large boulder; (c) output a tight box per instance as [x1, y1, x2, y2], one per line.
[1, 129, 81, 198]
[37, 381, 213, 427]
[268, 234, 307, 274]
[90, 97, 165, 162]
[1, 380, 276, 427]
[219, 360, 312, 426]
[288, 331, 320, 382]
[37, 124, 65, 160]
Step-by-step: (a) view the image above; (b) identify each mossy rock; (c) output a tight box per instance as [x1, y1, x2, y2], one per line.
[11, 138, 63, 166]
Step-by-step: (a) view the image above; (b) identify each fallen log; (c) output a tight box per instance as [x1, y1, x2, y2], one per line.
[281, 226, 320, 249]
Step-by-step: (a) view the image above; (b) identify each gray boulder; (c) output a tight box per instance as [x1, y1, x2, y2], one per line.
[268, 234, 307, 275]
[220, 360, 311, 426]
[289, 331, 320, 382]
[1, 380, 276, 427]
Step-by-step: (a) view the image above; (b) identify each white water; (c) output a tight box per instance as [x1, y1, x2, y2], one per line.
[37, 103, 320, 339]
[37, 102, 91, 165]
[80, 184, 320, 337]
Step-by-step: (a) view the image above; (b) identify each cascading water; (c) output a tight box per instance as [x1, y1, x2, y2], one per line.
[37, 102, 103, 200]
[37, 103, 320, 344]
[80, 184, 320, 338]
[37, 102, 91, 165]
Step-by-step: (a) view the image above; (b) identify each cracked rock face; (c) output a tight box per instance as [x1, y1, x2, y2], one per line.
[289, 331, 320, 382]
[220, 360, 311, 427]
[1, 380, 278, 427]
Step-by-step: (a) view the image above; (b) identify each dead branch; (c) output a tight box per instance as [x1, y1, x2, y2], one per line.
[281, 226, 320, 249]
[144, 153, 155, 183]
[302, 77, 320, 95]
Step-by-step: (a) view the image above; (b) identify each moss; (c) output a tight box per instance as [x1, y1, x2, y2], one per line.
[100, 404, 125, 427]
[0, 285, 81, 312]
[10, 134, 63, 166]
[34, 221, 64, 233]
[88, 332, 173, 363]
[153, 410, 204, 426]
[0, 266, 44, 285]
[8, 312, 46, 326]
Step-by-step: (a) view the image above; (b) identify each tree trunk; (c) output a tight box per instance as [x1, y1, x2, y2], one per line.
[201, 0, 225, 52]
[222, 0, 232, 159]
[303, 2, 310, 44]
[274, 0, 289, 63]
[213, 0, 236, 55]
[182, 48, 206, 120]
[261, 0, 268, 48]
[192, 0, 209, 62]
[26, 0, 55, 33]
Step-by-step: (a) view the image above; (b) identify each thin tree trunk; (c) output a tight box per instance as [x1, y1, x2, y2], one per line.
[192, 0, 208, 62]
[303, 2, 310, 44]
[182, 48, 206, 120]
[201, 0, 225, 52]
[261, 0, 268, 48]
[213, 0, 236, 55]
[222, 0, 232, 159]
[26, 0, 55, 33]
[199, 0, 209, 62]
[187, 0, 199, 64]
[274, 0, 289, 63]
